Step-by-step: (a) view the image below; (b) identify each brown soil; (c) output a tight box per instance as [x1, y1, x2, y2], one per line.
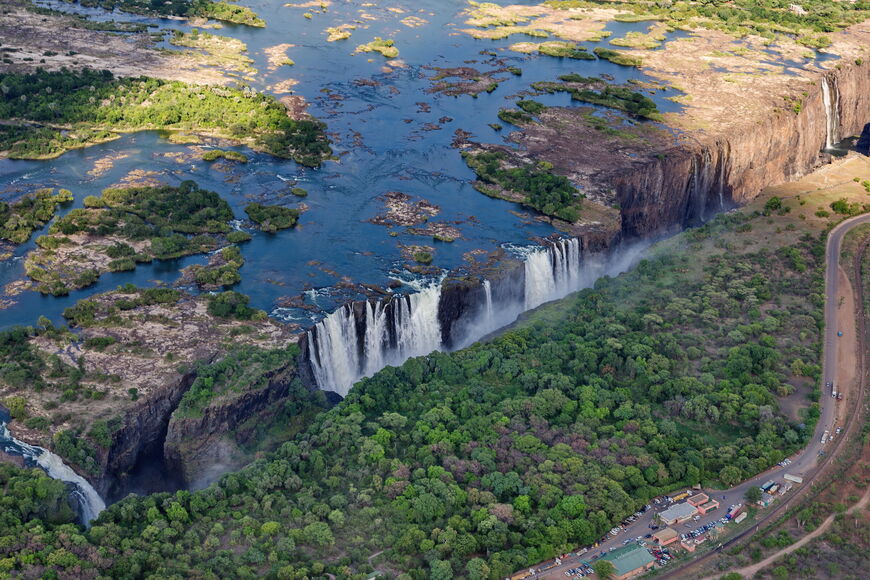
[0, 2, 228, 85]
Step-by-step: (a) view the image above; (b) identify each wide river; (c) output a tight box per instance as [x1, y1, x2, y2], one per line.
[2, 0, 693, 329]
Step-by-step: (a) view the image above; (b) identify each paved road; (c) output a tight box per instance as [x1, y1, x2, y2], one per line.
[527, 214, 870, 580]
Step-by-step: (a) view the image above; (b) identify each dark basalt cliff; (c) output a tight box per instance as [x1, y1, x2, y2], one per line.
[95, 368, 201, 500]
[616, 62, 870, 237]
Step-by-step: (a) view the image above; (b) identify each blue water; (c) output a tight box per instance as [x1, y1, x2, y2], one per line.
[2, 0, 831, 330]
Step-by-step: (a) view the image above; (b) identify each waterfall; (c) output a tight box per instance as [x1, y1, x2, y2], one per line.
[306, 304, 361, 396]
[821, 77, 840, 149]
[482, 279, 494, 330]
[1, 420, 106, 525]
[306, 237, 643, 396]
[525, 238, 581, 309]
[307, 284, 443, 396]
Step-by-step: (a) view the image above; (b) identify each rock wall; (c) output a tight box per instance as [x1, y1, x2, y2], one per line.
[616, 61, 870, 237]
[163, 361, 301, 489]
[97, 368, 201, 500]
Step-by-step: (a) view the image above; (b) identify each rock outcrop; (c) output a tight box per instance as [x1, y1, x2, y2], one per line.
[163, 361, 301, 489]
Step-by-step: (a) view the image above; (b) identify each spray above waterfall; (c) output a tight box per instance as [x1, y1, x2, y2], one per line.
[306, 237, 647, 396]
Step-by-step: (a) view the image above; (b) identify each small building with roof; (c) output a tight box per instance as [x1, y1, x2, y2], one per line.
[698, 499, 720, 515]
[659, 502, 698, 525]
[651, 527, 679, 546]
[600, 545, 655, 580]
[687, 493, 709, 507]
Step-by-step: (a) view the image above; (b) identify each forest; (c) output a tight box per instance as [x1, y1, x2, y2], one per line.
[26, 181, 236, 294]
[0, 69, 330, 165]
[0, 203, 827, 578]
[0, 188, 72, 244]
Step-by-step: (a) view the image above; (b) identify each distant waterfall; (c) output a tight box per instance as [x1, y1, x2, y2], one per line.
[1, 420, 106, 525]
[482, 279, 495, 329]
[821, 76, 840, 149]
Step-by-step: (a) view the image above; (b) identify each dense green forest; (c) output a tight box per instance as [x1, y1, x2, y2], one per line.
[245, 203, 301, 232]
[58, 0, 265, 27]
[0, 206, 826, 578]
[0, 464, 77, 533]
[0, 69, 330, 165]
[0, 187, 72, 244]
[26, 181, 237, 294]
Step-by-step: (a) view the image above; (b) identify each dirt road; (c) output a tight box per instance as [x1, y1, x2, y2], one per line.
[712, 478, 870, 579]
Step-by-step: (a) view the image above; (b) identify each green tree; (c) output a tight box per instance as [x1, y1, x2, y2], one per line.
[745, 486, 762, 504]
[719, 465, 743, 487]
[593, 559, 616, 580]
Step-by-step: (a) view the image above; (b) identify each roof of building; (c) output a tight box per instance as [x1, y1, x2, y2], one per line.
[602, 545, 655, 577]
[652, 527, 679, 543]
[660, 502, 697, 521]
[687, 493, 709, 505]
[700, 499, 720, 508]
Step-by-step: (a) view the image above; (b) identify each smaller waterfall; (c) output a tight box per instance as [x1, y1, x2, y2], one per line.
[36, 451, 106, 525]
[482, 279, 495, 330]
[821, 77, 840, 149]
[1, 420, 106, 525]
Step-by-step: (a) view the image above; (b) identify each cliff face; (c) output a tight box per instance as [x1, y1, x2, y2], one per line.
[616, 61, 870, 237]
[97, 369, 200, 500]
[163, 362, 300, 489]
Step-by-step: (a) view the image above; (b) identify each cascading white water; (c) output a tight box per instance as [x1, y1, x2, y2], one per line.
[308, 237, 646, 396]
[35, 451, 106, 524]
[308, 284, 443, 396]
[393, 286, 442, 362]
[820, 77, 839, 149]
[482, 279, 494, 330]
[525, 238, 581, 309]
[0, 420, 106, 525]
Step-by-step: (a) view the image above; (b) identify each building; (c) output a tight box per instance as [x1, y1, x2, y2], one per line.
[652, 527, 679, 546]
[600, 545, 655, 580]
[687, 493, 709, 507]
[697, 499, 720, 515]
[659, 502, 698, 525]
